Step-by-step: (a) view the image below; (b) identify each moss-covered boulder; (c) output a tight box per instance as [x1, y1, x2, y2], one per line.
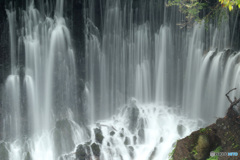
[193, 135, 210, 160]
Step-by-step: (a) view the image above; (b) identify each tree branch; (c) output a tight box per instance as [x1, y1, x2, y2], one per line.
[225, 88, 237, 104]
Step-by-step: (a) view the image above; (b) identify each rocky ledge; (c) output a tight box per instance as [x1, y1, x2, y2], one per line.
[171, 103, 240, 160]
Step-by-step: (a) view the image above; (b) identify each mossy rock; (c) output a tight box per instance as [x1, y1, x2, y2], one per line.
[94, 128, 104, 144]
[91, 143, 100, 157]
[193, 135, 210, 160]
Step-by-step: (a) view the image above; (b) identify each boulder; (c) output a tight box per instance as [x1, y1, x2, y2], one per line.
[193, 135, 210, 160]
[91, 143, 100, 157]
[138, 128, 145, 143]
[128, 146, 134, 158]
[124, 137, 130, 145]
[110, 131, 115, 136]
[177, 124, 186, 137]
[76, 144, 90, 160]
[94, 128, 104, 144]
[127, 99, 140, 133]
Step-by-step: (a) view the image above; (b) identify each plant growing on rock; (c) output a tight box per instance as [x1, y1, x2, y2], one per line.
[167, 0, 240, 28]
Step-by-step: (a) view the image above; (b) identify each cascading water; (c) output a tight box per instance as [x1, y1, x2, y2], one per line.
[2, 1, 88, 160]
[1, 0, 240, 160]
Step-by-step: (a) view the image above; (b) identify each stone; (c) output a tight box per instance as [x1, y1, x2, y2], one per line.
[193, 135, 210, 160]
[124, 137, 130, 145]
[76, 144, 90, 160]
[177, 124, 186, 137]
[159, 137, 163, 143]
[110, 131, 115, 136]
[127, 101, 140, 133]
[138, 128, 145, 143]
[149, 147, 157, 160]
[91, 143, 100, 157]
[133, 136, 137, 144]
[128, 146, 134, 158]
[94, 128, 104, 144]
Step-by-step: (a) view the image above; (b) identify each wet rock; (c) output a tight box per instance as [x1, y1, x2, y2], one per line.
[0, 142, 9, 160]
[159, 137, 163, 143]
[149, 147, 157, 160]
[94, 128, 104, 144]
[76, 144, 90, 160]
[120, 128, 124, 138]
[124, 137, 130, 145]
[128, 146, 134, 158]
[133, 136, 137, 144]
[127, 100, 140, 133]
[177, 124, 186, 137]
[91, 143, 100, 157]
[110, 131, 115, 136]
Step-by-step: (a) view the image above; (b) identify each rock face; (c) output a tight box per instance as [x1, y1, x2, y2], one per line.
[172, 106, 240, 160]
[76, 144, 91, 160]
[76, 142, 101, 160]
[94, 128, 104, 144]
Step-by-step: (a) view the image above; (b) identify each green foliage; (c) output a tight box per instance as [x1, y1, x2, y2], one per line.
[167, 0, 207, 22]
[191, 148, 198, 156]
[234, 144, 240, 148]
[206, 146, 222, 160]
[167, 0, 230, 28]
[168, 144, 176, 160]
[200, 128, 207, 133]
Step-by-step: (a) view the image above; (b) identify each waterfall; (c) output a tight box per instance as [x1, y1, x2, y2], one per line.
[1, 0, 240, 160]
[2, 1, 88, 160]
